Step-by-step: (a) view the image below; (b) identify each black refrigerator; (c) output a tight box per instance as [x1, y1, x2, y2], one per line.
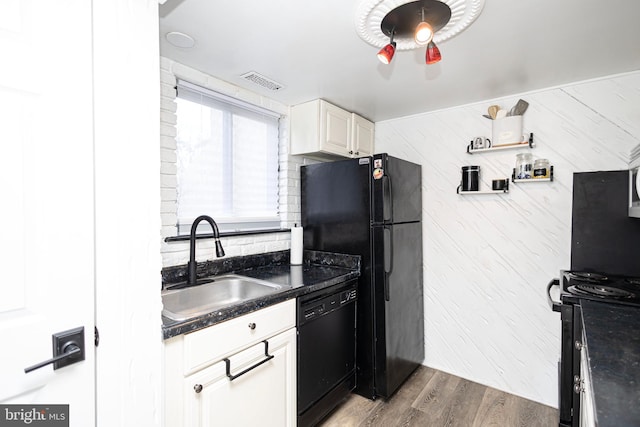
[301, 153, 424, 400]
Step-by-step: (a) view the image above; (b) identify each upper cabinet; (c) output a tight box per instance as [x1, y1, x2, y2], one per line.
[351, 112, 375, 157]
[290, 99, 374, 159]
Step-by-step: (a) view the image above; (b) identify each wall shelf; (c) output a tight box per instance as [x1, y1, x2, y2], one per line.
[458, 189, 509, 195]
[512, 165, 554, 183]
[457, 181, 509, 195]
[467, 133, 534, 154]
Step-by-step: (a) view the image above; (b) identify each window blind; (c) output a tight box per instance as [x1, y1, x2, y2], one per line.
[175, 80, 281, 233]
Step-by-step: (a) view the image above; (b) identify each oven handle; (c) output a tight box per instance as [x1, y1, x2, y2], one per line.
[547, 278, 562, 312]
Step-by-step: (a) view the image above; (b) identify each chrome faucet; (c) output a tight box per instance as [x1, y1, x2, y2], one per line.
[188, 215, 225, 286]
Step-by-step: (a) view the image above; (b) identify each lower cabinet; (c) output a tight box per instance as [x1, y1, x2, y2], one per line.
[164, 300, 296, 426]
[185, 328, 296, 426]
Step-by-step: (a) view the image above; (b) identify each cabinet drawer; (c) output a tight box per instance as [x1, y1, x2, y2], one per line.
[183, 299, 295, 375]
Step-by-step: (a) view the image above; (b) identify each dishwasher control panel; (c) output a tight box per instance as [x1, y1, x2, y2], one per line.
[298, 283, 357, 325]
[341, 288, 357, 303]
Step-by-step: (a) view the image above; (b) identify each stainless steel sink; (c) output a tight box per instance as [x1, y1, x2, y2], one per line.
[162, 274, 282, 321]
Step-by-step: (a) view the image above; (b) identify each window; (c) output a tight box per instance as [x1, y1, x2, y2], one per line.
[175, 80, 281, 234]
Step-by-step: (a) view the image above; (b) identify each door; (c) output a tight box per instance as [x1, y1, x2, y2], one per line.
[351, 114, 374, 157]
[301, 158, 372, 256]
[300, 158, 379, 398]
[371, 154, 422, 225]
[0, 0, 95, 423]
[320, 100, 352, 157]
[372, 221, 424, 398]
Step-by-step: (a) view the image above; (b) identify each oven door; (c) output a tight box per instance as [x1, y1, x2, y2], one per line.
[570, 305, 583, 427]
[549, 277, 575, 426]
[559, 302, 574, 426]
[558, 302, 584, 427]
[630, 167, 640, 218]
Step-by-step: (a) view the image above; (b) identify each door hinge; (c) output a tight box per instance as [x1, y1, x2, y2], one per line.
[94, 326, 100, 347]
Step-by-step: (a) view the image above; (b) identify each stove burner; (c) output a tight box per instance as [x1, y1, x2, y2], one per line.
[568, 271, 608, 281]
[569, 284, 635, 299]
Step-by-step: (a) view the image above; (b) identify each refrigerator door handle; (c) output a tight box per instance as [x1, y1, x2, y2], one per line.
[383, 226, 393, 301]
[383, 175, 394, 223]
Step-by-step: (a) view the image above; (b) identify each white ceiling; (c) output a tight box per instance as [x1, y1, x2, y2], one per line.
[159, 0, 640, 122]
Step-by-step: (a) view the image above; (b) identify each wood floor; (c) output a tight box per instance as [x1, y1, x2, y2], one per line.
[319, 366, 558, 427]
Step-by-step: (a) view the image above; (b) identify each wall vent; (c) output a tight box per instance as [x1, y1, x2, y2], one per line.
[240, 71, 284, 91]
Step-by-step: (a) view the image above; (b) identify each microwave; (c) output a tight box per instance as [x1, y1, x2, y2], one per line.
[630, 167, 640, 218]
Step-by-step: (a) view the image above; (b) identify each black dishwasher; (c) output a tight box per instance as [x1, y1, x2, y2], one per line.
[297, 279, 357, 427]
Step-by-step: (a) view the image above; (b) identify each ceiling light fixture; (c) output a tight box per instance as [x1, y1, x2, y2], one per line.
[414, 9, 433, 45]
[377, 30, 397, 64]
[379, 0, 449, 65]
[425, 40, 442, 64]
[355, 0, 485, 66]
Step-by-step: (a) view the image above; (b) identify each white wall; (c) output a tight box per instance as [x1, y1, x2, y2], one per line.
[93, 1, 162, 426]
[375, 71, 640, 407]
[158, 56, 640, 407]
[159, 57, 317, 268]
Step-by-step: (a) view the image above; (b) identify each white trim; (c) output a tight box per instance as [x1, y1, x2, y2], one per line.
[93, 1, 163, 426]
[177, 217, 282, 234]
[176, 79, 282, 119]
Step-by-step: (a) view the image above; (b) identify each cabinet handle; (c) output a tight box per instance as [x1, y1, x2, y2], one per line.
[575, 340, 583, 351]
[194, 384, 203, 393]
[348, 150, 353, 154]
[355, 151, 359, 155]
[224, 340, 274, 381]
[248, 322, 256, 330]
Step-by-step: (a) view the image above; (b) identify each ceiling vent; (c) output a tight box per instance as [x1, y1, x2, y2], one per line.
[240, 72, 284, 91]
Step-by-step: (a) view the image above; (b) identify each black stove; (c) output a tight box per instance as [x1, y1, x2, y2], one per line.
[557, 270, 640, 307]
[549, 270, 640, 427]
[550, 170, 640, 427]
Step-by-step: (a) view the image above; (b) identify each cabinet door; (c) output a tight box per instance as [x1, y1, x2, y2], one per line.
[184, 328, 296, 427]
[320, 101, 352, 156]
[351, 114, 374, 156]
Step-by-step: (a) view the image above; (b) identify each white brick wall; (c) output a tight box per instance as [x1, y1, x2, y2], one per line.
[160, 57, 313, 267]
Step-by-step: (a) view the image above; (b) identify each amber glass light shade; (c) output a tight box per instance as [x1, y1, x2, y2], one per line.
[414, 21, 433, 45]
[425, 41, 441, 64]
[377, 42, 396, 64]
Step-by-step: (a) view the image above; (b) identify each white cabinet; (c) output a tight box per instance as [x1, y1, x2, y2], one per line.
[290, 99, 374, 159]
[164, 300, 296, 427]
[317, 101, 352, 157]
[351, 112, 375, 157]
[185, 328, 295, 426]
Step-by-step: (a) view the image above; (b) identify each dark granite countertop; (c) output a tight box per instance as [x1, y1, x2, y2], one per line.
[580, 300, 640, 426]
[161, 250, 360, 339]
